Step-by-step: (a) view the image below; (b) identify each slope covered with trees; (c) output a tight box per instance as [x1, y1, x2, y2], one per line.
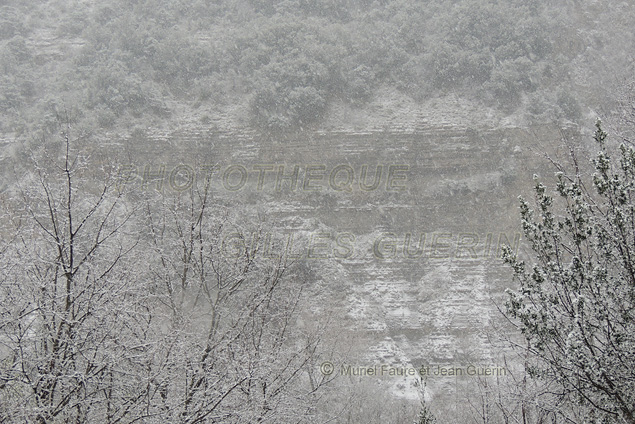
[1, 0, 632, 134]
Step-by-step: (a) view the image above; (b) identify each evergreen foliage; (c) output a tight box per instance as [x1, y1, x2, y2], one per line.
[503, 121, 635, 423]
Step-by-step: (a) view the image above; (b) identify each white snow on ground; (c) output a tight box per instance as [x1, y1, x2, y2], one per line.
[324, 86, 525, 132]
[365, 338, 430, 401]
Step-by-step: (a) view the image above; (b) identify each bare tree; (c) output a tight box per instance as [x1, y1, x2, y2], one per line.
[137, 178, 329, 423]
[0, 121, 153, 423]
[0, 122, 331, 423]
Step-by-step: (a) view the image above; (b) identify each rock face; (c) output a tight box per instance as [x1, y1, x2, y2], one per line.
[95, 122, 577, 401]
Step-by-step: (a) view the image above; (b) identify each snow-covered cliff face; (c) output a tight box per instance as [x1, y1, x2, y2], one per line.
[0, 115, 579, 414]
[96, 121, 576, 403]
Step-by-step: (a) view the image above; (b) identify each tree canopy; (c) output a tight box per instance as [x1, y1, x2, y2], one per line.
[503, 121, 635, 423]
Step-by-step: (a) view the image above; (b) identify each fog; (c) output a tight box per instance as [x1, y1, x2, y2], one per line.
[1, 1, 634, 422]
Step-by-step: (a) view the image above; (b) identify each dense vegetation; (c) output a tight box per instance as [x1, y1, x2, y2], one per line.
[1, 0, 632, 134]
